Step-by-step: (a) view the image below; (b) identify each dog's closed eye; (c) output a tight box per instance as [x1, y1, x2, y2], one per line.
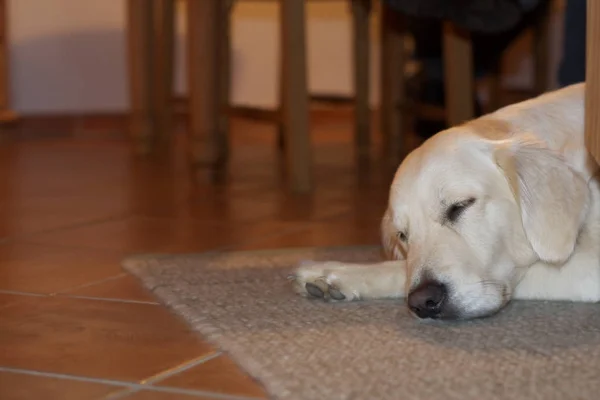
[445, 198, 476, 223]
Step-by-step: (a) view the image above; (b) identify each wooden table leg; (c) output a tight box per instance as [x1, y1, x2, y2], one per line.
[218, 0, 234, 163]
[277, 47, 287, 152]
[487, 62, 502, 113]
[0, 0, 18, 131]
[127, 0, 156, 155]
[532, 0, 551, 96]
[153, 0, 175, 149]
[380, 3, 406, 165]
[280, 0, 313, 193]
[443, 22, 475, 126]
[585, 0, 600, 163]
[351, 0, 372, 156]
[187, 0, 225, 168]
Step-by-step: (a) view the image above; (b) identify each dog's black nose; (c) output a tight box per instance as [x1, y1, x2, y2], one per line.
[407, 280, 447, 319]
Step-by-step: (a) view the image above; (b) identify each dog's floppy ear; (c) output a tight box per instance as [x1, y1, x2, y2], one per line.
[494, 138, 590, 264]
[381, 208, 406, 260]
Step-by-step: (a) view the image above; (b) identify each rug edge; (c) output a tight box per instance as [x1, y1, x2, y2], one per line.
[123, 258, 300, 400]
[121, 245, 384, 400]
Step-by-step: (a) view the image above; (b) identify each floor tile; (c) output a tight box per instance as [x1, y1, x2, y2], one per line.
[156, 354, 267, 399]
[0, 296, 216, 381]
[169, 189, 351, 224]
[0, 193, 129, 239]
[62, 275, 157, 303]
[0, 370, 116, 400]
[0, 111, 405, 400]
[24, 217, 296, 254]
[0, 293, 28, 308]
[236, 216, 382, 251]
[0, 243, 124, 294]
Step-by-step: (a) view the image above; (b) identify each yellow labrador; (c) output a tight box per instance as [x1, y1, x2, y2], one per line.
[291, 82, 600, 320]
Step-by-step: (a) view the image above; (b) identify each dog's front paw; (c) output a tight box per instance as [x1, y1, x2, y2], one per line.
[289, 260, 358, 302]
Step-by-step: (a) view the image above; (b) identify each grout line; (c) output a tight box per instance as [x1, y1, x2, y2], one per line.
[102, 386, 139, 400]
[58, 294, 160, 306]
[132, 386, 265, 400]
[53, 273, 128, 296]
[210, 223, 323, 254]
[2, 214, 131, 245]
[0, 289, 47, 297]
[0, 366, 137, 388]
[140, 351, 222, 385]
[12, 209, 359, 260]
[14, 239, 129, 253]
[0, 366, 264, 400]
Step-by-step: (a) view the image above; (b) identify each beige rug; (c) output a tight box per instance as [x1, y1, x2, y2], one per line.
[123, 246, 600, 400]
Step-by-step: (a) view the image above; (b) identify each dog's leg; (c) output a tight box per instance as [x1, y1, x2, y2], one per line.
[512, 253, 600, 302]
[290, 260, 406, 301]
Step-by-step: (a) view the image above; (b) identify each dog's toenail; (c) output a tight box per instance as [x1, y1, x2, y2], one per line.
[328, 286, 346, 300]
[305, 282, 325, 298]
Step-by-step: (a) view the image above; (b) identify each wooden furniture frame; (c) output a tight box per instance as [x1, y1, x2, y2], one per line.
[585, 0, 600, 163]
[127, 0, 554, 192]
[0, 0, 18, 130]
[127, 0, 374, 193]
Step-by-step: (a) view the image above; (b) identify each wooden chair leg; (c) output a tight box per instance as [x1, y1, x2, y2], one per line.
[532, 0, 551, 95]
[277, 23, 286, 152]
[380, 3, 406, 165]
[276, 82, 286, 151]
[488, 61, 502, 113]
[585, 0, 600, 163]
[187, 0, 224, 167]
[0, 0, 18, 132]
[153, 0, 175, 149]
[280, 0, 313, 193]
[443, 22, 475, 126]
[351, 0, 372, 155]
[127, 0, 156, 155]
[217, 0, 234, 162]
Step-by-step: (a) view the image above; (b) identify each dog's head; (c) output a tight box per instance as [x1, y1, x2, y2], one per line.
[383, 126, 591, 320]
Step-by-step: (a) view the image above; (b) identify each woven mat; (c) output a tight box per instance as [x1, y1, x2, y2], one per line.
[123, 246, 600, 400]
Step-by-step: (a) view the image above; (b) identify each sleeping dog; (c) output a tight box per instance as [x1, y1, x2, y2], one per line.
[290, 83, 600, 320]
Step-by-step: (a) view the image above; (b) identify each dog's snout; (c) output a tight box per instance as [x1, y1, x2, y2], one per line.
[407, 280, 447, 319]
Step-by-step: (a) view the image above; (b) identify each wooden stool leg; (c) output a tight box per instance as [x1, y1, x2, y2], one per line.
[488, 61, 502, 112]
[187, 0, 224, 167]
[351, 0, 372, 155]
[127, 0, 156, 155]
[153, 0, 175, 149]
[380, 3, 406, 165]
[585, 0, 600, 163]
[0, 0, 18, 131]
[277, 21, 287, 152]
[533, 0, 551, 95]
[280, 0, 313, 193]
[277, 80, 286, 151]
[443, 22, 475, 126]
[217, 0, 234, 162]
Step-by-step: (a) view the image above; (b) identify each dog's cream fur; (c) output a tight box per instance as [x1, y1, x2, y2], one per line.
[291, 82, 600, 320]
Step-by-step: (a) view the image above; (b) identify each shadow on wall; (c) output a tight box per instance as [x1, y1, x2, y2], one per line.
[8, 29, 251, 115]
[10, 30, 129, 114]
[7, 11, 563, 116]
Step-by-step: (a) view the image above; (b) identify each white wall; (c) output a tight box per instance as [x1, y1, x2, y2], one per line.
[7, 0, 566, 115]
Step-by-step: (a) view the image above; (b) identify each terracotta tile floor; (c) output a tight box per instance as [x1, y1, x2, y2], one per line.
[0, 110, 402, 399]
